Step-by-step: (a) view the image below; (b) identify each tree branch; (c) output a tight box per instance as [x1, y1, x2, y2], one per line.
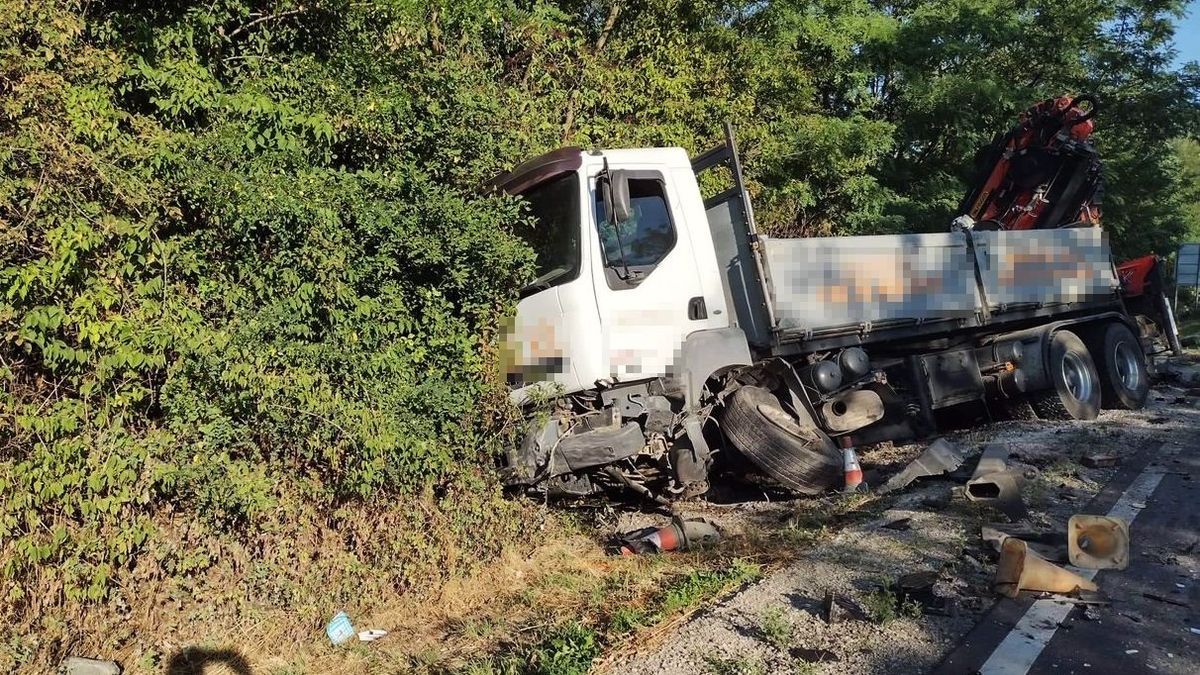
[226, 6, 307, 42]
[562, 2, 622, 143]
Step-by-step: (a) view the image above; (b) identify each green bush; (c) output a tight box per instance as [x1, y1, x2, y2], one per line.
[0, 0, 539, 620]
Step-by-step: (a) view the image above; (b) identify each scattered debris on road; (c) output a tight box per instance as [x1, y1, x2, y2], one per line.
[1082, 452, 1121, 468]
[611, 517, 721, 555]
[877, 438, 965, 494]
[1068, 515, 1130, 569]
[610, 372, 1197, 675]
[993, 538, 1098, 598]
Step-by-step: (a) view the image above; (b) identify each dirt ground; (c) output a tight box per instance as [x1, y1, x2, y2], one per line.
[605, 357, 1200, 675]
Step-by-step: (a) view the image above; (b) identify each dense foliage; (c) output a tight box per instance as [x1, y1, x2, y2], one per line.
[1, 0, 1198, 667]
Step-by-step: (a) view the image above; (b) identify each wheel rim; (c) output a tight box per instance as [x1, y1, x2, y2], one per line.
[757, 403, 817, 442]
[1061, 352, 1095, 402]
[1111, 339, 1142, 392]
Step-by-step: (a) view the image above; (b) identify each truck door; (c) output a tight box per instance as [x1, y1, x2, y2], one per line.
[505, 171, 604, 398]
[587, 165, 727, 384]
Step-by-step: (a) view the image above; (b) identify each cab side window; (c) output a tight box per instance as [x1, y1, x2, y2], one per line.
[594, 178, 676, 288]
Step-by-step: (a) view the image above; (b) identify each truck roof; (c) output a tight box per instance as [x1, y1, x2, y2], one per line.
[487, 146, 692, 195]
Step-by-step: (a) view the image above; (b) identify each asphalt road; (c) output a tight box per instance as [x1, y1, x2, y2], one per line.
[936, 437, 1200, 675]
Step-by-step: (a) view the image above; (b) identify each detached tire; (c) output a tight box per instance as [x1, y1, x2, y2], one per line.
[1030, 330, 1102, 421]
[720, 386, 841, 494]
[1092, 322, 1149, 409]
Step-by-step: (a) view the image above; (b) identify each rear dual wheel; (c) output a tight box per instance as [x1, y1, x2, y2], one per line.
[1031, 324, 1148, 421]
[1091, 322, 1149, 410]
[1030, 329, 1101, 420]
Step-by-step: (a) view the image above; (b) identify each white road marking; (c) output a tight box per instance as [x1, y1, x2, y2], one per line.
[978, 466, 1167, 675]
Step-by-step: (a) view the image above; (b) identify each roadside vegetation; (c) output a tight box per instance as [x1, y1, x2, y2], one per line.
[2, 1, 1199, 672]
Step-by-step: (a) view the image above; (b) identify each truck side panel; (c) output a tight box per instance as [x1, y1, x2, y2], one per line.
[972, 228, 1119, 310]
[760, 232, 980, 332]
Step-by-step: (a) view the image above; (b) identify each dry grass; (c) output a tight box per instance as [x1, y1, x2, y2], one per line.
[132, 531, 759, 675]
[6, 482, 878, 675]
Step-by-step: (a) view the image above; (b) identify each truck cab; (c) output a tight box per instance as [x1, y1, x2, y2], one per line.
[498, 147, 736, 401]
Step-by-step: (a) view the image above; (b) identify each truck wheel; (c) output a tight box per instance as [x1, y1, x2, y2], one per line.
[1092, 322, 1149, 409]
[720, 385, 841, 494]
[1030, 330, 1102, 421]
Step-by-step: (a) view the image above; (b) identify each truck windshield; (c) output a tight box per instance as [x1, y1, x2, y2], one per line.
[516, 172, 581, 295]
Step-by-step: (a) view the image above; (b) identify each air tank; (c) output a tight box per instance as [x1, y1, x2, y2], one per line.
[801, 360, 843, 393]
[837, 347, 870, 379]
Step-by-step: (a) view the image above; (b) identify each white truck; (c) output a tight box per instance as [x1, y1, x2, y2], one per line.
[494, 125, 1173, 502]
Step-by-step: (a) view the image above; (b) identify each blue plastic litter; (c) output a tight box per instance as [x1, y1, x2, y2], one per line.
[326, 611, 356, 645]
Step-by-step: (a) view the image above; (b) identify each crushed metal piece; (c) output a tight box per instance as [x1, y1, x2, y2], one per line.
[971, 444, 1013, 479]
[877, 438, 965, 494]
[982, 524, 1069, 562]
[1142, 592, 1189, 607]
[822, 590, 870, 623]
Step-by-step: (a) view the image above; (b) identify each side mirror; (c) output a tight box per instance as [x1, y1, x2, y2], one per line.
[600, 169, 633, 224]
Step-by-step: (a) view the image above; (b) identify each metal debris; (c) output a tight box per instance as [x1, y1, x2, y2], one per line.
[1142, 592, 1189, 607]
[890, 570, 960, 617]
[877, 438, 965, 494]
[981, 524, 1069, 562]
[972, 444, 1013, 479]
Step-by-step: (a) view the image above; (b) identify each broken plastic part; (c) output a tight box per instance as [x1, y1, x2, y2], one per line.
[1068, 514, 1130, 570]
[611, 517, 721, 555]
[966, 470, 1029, 521]
[60, 657, 121, 675]
[993, 538, 1098, 598]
